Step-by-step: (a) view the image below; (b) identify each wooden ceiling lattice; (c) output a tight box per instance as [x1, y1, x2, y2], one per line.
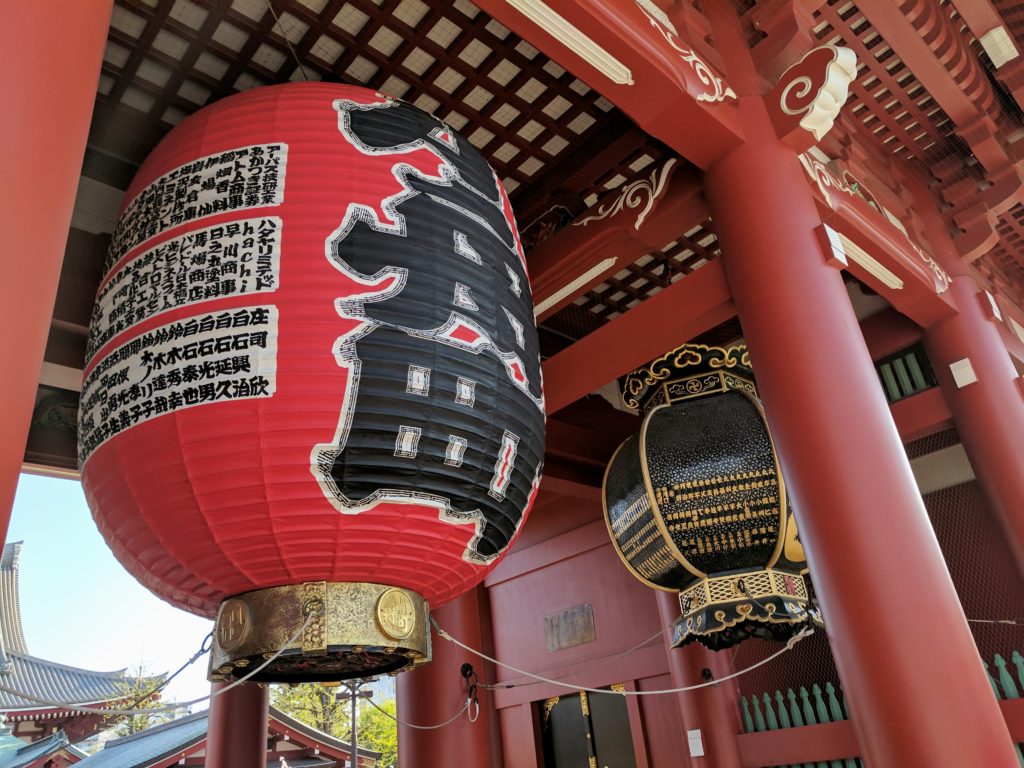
[812, 0, 1024, 287]
[92, 0, 697, 335]
[814, 0, 958, 163]
[989, 204, 1024, 287]
[100, 0, 627, 216]
[571, 220, 720, 322]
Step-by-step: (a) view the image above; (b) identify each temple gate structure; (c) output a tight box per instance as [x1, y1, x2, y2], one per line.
[4, 1, 1024, 766]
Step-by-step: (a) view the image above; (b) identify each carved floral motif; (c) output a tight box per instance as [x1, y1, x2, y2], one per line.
[574, 158, 677, 230]
[799, 153, 951, 293]
[634, 0, 736, 103]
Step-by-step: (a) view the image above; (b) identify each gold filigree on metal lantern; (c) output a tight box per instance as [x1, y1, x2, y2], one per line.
[604, 344, 819, 650]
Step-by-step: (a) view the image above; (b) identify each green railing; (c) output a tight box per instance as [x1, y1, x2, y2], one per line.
[985, 653, 1024, 766]
[739, 682, 860, 768]
[739, 651, 1024, 768]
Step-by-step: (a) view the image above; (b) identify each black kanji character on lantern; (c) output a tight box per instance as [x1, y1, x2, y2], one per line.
[313, 98, 544, 563]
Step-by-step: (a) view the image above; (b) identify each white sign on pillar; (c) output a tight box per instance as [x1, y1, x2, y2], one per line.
[687, 728, 705, 757]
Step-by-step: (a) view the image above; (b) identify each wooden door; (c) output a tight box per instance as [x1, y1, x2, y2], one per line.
[540, 687, 638, 768]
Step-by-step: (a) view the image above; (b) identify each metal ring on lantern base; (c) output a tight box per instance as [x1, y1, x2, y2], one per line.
[208, 582, 431, 683]
[670, 569, 820, 650]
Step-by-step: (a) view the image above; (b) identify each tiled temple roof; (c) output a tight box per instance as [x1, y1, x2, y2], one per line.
[74, 708, 380, 767]
[0, 544, 28, 655]
[73, 711, 209, 768]
[0, 543, 126, 713]
[0, 730, 76, 768]
[0, 652, 126, 712]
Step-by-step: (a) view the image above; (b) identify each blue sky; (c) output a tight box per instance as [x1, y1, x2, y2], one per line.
[8, 472, 397, 710]
[10, 472, 215, 705]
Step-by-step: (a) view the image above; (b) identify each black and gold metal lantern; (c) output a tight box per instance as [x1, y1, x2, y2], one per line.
[603, 344, 818, 650]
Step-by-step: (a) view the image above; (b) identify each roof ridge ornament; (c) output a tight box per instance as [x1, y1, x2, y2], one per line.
[635, 0, 737, 104]
[767, 45, 857, 152]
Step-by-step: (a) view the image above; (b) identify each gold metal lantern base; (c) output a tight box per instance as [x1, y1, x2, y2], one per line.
[670, 569, 821, 650]
[208, 582, 431, 683]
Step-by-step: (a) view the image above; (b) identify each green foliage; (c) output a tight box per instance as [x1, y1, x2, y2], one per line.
[106, 665, 170, 736]
[359, 699, 398, 768]
[271, 683, 398, 767]
[270, 683, 350, 737]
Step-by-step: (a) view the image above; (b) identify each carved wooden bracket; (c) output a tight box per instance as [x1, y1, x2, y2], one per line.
[766, 45, 857, 152]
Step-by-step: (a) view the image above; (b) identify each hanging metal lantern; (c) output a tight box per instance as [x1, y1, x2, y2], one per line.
[78, 83, 545, 681]
[603, 344, 816, 650]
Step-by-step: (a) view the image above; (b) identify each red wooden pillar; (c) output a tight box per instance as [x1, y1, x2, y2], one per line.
[206, 681, 269, 768]
[905, 175, 1024, 574]
[925, 277, 1024, 568]
[397, 587, 498, 767]
[0, 1, 111, 537]
[656, 592, 741, 768]
[705, 138, 1018, 767]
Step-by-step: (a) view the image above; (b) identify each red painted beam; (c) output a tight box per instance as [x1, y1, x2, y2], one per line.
[857, 0, 1006, 169]
[530, 163, 709, 320]
[1001, 698, 1024, 740]
[545, 418, 628, 467]
[736, 721, 860, 767]
[471, 0, 743, 170]
[537, 470, 602, 503]
[890, 387, 954, 442]
[860, 307, 923, 361]
[799, 155, 957, 326]
[205, 683, 269, 768]
[993, 295, 1024, 365]
[541, 261, 735, 414]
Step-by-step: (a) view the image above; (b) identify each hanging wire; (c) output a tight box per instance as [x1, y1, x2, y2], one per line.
[265, 0, 309, 82]
[0, 616, 313, 717]
[484, 630, 665, 690]
[6, 607, 1021, 720]
[366, 694, 476, 730]
[967, 619, 1024, 626]
[126, 631, 214, 710]
[432, 617, 816, 696]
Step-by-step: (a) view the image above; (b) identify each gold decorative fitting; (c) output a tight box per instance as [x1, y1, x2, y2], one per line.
[621, 344, 754, 411]
[216, 599, 251, 652]
[542, 696, 560, 726]
[208, 582, 430, 683]
[302, 581, 328, 655]
[376, 588, 417, 640]
[678, 568, 809, 618]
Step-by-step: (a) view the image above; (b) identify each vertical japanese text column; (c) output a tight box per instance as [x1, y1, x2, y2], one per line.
[705, 138, 1017, 767]
[0, 0, 112, 537]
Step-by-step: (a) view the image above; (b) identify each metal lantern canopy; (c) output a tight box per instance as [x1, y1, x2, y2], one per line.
[78, 83, 545, 682]
[603, 344, 816, 650]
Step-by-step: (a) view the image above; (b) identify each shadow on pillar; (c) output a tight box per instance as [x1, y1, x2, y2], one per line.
[206, 681, 270, 768]
[656, 591, 742, 768]
[398, 587, 500, 767]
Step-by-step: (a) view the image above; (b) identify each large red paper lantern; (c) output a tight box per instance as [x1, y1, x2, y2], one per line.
[78, 84, 545, 680]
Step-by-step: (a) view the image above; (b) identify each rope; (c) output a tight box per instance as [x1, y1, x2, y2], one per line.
[264, 0, 309, 82]
[482, 630, 664, 690]
[365, 694, 475, 730]
[126, 631, 214, 709]
[968, 619, 1024, 626]
[432, 617, 815, 696]
[0, 617, 312, 716]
